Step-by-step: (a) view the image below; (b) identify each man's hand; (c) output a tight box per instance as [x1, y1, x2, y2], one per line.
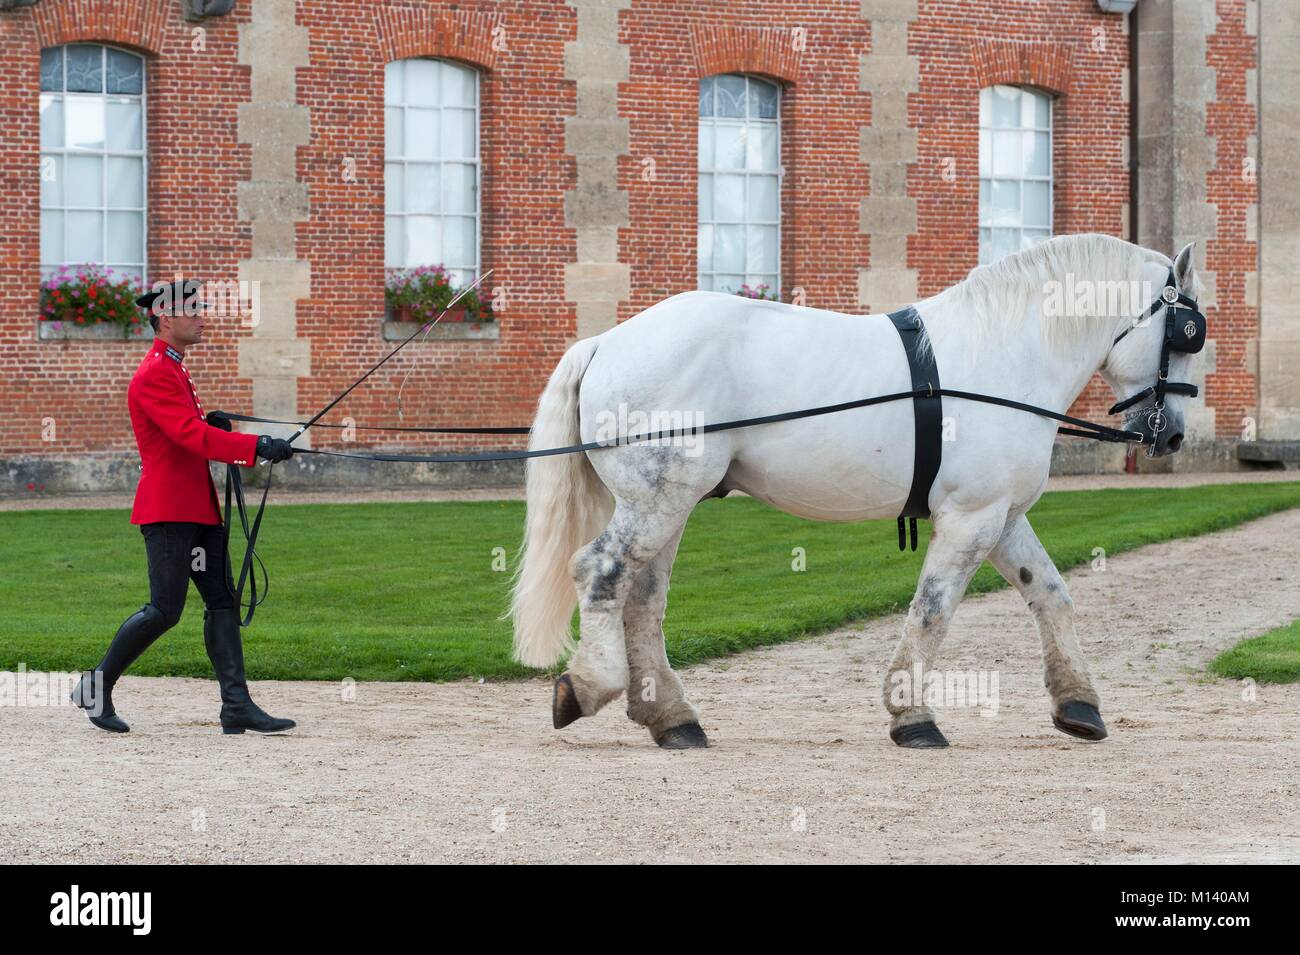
[256, 435, 295, 463]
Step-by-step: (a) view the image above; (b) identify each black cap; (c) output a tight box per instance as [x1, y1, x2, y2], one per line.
[135, 279, 213, 317]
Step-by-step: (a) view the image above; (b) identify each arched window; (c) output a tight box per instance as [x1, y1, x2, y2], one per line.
[978, 84, 1052, 265]
[384, 58, 480, 285]
[39, 44, 147, 284]
[698, 74, 781, 296]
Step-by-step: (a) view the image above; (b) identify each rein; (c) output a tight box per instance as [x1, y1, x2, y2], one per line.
[217, 271, 1203, 618]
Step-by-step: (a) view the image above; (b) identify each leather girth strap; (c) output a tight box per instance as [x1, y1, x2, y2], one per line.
[886, 306, 943, 552]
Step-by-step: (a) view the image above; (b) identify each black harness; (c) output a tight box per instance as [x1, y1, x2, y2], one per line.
[887, 307, 942, 552]
[1106, 266, 1207, 443]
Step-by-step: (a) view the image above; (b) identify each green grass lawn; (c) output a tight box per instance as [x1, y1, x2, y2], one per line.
[1209, 618, 1300, 684]
[3, 481, 1299, 683]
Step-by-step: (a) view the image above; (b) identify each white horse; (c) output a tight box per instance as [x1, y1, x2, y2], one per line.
[509, 234, 1202, 748]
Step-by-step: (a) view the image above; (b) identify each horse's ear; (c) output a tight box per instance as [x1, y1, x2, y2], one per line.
[1172, 241, 1197, 289]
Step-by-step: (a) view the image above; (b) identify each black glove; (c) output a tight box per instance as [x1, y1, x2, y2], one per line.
[206, 411, 233, 432]
[256, 435, 294, 463]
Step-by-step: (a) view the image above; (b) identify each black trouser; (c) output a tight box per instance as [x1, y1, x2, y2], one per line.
[96, 522, 234, 687]
[141, 521, 236, 625]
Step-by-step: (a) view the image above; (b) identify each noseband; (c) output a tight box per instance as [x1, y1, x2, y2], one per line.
[1106, 267, 1207, 453]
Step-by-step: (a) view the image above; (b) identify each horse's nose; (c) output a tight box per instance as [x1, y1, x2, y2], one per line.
[1166, 432, 1184, 452]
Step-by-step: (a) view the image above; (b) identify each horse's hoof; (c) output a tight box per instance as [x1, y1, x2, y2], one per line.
[1052, 701, 1108, 741]
[552, 673, 584, 729]
[890, 720, 949, 748]
[653, 721, 709, 749]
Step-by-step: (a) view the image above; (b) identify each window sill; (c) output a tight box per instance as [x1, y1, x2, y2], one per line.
[37, 322, 150, 342]
[381, 320, 499, 342]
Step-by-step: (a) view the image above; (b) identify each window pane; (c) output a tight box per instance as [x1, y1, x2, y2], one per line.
[1029, 92, 1050, 128]
[40, 95, 63, 148]
[405, 108, 438, 159]
[714, 224, 744, 272]
[992, 129, 1021, 177]
[385, 106, 403, 157]
[990, 179, 1019, 226]
[988, 228, 1017, 262]
[441, 162, 474, 214]
[715, 124, 745, 169]
[715, 274, 743, 293]
[385, 163, 402, 213]
[1023, 180, 1050, 227]
[746, 123, 777, 170]
[384, 61, 403, 106]
[442, 63, 476, 106]
[978, 128, 990, 176]
[66, 210, 103, 263]
[1021, 229, 1050, 250]
[107, 211, 144, 264]
[978, 87, 990, 126]
[697, 224, 713, 272]
[698, 174, 712, 220]
[405, 59, 440, 107]
[978, 178, 990, 221]
[750, 79, 778, 119]
[66, 155, 103, 207]
[106, 49, 143, 95]
[405, 163, 439, 214]
[697, 124, 714, 168]
[65, 96, 105, 150]
[714, 174, 743, 221]
[385, 214, 402, 267]
[698, 77, 714, 118]
[716, 75, 746, 118]
[441, 108, 475, 159]
[106, 100, 143, 151]
[107, 157, 144, 208]
[41, 211, 64, 265]
[41, 48, 64, 92]
[747, 175, 778, 221]
[40, 155, 63, 207]
[747, 224, 778, 272]
[978, 228, 990, 264]
[990, 85, 1018, 127]
[66, 45, 103, 94]
[405, 215, 440, 264]
[1025, 131, 1050, 177]
[443, 216, 475, 267]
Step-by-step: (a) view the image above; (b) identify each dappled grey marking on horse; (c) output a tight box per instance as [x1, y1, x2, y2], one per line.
[509, 234, 1204, 749]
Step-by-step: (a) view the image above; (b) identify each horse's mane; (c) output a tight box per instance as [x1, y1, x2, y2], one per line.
[925, 233, 1172, 356]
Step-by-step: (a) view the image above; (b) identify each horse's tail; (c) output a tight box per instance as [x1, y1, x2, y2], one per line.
[509, 336, 612, 668]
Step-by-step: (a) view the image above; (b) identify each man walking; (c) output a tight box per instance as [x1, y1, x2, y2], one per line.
[72, 279, 296, 735]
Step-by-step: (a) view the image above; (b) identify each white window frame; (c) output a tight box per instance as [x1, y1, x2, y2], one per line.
[39, 43, 149, 284]
[384, 58, 481, 285]
[978, 84, 1053, 265]
[697, 73, 782, 296]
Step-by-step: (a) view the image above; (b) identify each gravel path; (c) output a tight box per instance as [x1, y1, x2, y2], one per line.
[4, 503, 1299, 863]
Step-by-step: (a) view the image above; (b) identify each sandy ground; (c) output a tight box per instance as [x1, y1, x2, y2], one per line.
[4, 507, 1299, 864]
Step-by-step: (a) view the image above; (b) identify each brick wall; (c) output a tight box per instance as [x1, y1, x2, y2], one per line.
[0, 0, 1260, 465]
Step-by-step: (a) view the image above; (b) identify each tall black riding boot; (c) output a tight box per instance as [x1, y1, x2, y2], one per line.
[203, 607, 296, 734]
[71, 604, 170, 733]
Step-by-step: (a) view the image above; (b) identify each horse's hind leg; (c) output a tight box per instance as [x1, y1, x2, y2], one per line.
[883, 502, 1008, 748]
[987, 514, 1106, 741]
[552, 500, 694, 730]
[622, 524, 707, 749]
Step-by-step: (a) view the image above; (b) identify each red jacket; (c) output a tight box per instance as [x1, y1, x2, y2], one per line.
[128, 339, 259, 525]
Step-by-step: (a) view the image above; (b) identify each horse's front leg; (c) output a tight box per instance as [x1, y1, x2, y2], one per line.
[987, 513, 1107, 741]
[883, 502, 1008, 748]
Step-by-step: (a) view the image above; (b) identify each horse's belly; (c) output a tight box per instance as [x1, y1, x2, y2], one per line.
[725, 443, 911, 522]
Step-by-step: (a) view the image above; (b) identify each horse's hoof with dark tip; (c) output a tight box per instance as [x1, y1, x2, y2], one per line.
[552, 673, 583, 729]
[653, 722, 709, 749]
[1052, 700, 1108, 741]
[890, 720, 949, 748]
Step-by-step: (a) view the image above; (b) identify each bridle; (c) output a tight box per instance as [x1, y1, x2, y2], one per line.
[1105, 266, 1207, 456]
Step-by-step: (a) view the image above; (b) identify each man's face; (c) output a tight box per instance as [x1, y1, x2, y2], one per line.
[160, 307, 207, 346]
